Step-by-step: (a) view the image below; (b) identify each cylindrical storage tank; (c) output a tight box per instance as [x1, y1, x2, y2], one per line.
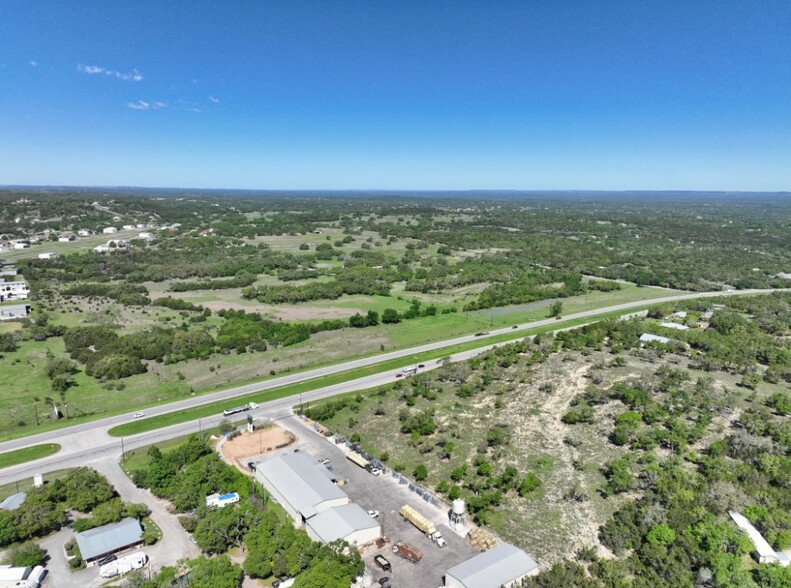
[452, 499, 466, 515]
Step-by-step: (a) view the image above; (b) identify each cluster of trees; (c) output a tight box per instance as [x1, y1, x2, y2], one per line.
[61, 282, 150, 306]
[242, 270, 392, 304]
[131, 435, 246, 512]
[0, 468, 144, 549]
[216, 309, 346, 352]
[169, 274, 257, 292]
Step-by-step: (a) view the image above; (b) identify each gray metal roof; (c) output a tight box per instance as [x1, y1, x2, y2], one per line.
[0, 491, 27, 511]
[256, 452, 347, 519]
[74, 518, 143, 561]
[0, 304, 30, 319]
[445, 543, 538, 588]
[307, 504, 380, 544]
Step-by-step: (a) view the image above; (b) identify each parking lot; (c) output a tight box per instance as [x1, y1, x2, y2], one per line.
[279, 415, 479, 588]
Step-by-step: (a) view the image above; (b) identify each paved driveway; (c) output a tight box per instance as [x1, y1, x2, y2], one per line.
[92, 458, 201, 572]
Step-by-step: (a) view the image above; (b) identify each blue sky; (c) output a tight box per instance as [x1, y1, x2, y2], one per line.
[1, 1, 790, 190]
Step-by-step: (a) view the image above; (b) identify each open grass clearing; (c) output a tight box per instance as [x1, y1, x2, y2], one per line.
[0, 443, 60, 469]
[107, 307, 640, 438]
[0, 467, 73, 501]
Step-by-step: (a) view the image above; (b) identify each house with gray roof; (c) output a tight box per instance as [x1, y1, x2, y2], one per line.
[74, 517, 143, 565]
[254, 452, 349, 525]
[306, 503, 380, 546]
[445, 543, 538, 588]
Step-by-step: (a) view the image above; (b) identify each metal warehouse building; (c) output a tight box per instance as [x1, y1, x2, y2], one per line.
[74, 517, 144, 566]
[306, 503, 380, 547]
[445, 543, 539, 588]
[254, 452, 349, 526]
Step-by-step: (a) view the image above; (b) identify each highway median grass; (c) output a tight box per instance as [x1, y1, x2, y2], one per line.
[107, 307, 635, 438]
[0, 443, 61, 469]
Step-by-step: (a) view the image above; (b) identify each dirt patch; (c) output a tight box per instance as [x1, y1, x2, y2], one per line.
[219, 424, 295, 471]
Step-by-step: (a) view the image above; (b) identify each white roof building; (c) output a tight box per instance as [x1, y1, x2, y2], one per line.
[306, 504, 380, 546]
[103, 227, 118, 234]
[640, 333, 670, 345]
[729, 510, 786, 565]
[254, 452, 349, 525]
[37, 252, 55, 259]
[0, 281, 29, 302]
[445, 543, 539, 588]
[659, 322, 689, 331]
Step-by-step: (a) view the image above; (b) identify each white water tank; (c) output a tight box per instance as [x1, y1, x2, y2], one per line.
[452, 499, 466, 515]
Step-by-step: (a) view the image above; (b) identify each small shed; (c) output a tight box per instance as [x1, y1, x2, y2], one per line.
[0, 491, 27, 511]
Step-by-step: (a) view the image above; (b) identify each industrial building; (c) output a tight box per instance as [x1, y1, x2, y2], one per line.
[254, 452, 348, 526]
[74, 517, 144, 566]
[306, 503, 380, 547]
[444, 543, 539, 588]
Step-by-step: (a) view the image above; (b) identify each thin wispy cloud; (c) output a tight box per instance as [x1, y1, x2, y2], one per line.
[29, 60, 38, 67]
[208, 96, 220, 104]
[128, 100, 150, 110]
[78, 64, 143, 82]
[153, 101, 167, 110]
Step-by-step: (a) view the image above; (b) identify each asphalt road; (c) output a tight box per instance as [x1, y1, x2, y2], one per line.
[0, 287, 785, 485]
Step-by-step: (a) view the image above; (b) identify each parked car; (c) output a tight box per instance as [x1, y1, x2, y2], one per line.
[474, 331, 489, 337]
[369, 468, 382, 476]
[378, 577, 391, 587]
[512, 325, 519, 329]
[417, 363, 425, 368]
[97, 554, 116, 566]
[395, 373, 403, 378]
[133, 412, 145, 418]
[374, 555, 391, 572]
[318, 457, 330, 465]
[367, 510, 380, 518]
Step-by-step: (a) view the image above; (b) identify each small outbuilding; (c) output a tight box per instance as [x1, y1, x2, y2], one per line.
[639, 333, 670, 345]
[306, 504, 380, 546]
[659, 322, 689, 331]
[0, 304, 31, 321]
[0, 491, 27, 511]
[444, 543, 539, 588]
[74, 517, 144, 566]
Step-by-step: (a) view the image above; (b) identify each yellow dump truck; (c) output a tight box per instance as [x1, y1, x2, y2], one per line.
[399, 505, 446, 547]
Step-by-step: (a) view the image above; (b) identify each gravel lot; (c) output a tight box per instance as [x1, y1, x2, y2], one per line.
[281, 415, 479, 588]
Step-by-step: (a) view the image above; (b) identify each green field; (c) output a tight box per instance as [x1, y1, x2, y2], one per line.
[0, 443, 61, 469]
[0, 468, 73, 501]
